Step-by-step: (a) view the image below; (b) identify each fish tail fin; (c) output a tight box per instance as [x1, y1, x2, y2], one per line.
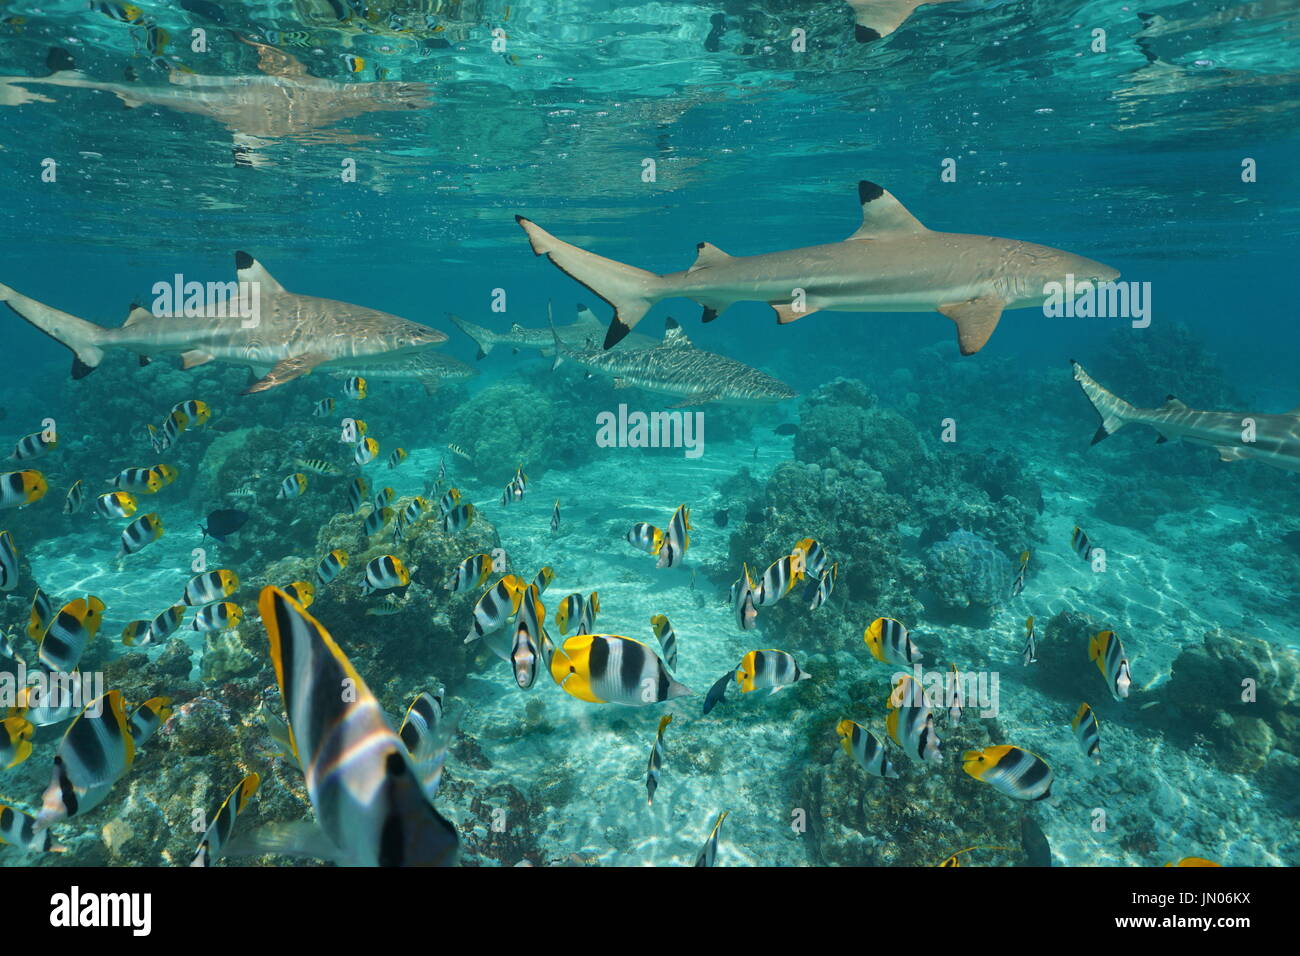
[516, 216, 663, 349]
[1071, 360, 1135, 444]
[447, 313, 495, 359]
[0, 283, 109, 378]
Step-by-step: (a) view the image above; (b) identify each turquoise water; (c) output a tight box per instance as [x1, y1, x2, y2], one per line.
[0, 0, 1297, 867]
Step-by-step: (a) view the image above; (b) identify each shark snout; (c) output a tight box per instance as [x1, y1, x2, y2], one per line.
[1079, 257, 1120, 283]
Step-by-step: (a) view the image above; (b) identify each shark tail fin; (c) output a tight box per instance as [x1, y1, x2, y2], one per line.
[447, 313, 495, 359]
[516, 216, 662, 349]
[1071, 360, 1136, 444]
[0, 283, 108, 378]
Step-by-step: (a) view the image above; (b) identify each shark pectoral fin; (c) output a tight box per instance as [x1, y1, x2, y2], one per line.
[234, 251, 287, 292]
[180, 350, 215, 370]
[243, 353, 328, 394]
[771, 302, 819, 325]
[419, 376, 440, 395]
[937, 295, 1006, 355]
[1215, 445, 1248, 463]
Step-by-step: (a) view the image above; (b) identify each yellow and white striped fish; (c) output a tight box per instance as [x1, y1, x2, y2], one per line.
[645, 714, 673, 806]
[183, 569, 239, 606]
[962, 745, 1054, 801]
[95, 491, 137, 518]
[464, 574, 526, 649]
[649, 614, 677, 672]
[38, 596, 106, 672]
[36, 690, 135, 829]
[0, 530, 19, 592]
[127, 696, 173, 745]
[656, 504, 691, 569]
[191, 773, 261, 867]
[259, 586, 459, 866]
[550, 634, 692, 706]
[447, 554, 493, 593]
[442, 502, 475, 532]
[730, 563, 758, 631]
[9, 430, 57, 461]
[0, 803, 59, 853]
[0, 470, 47, 508]
[836, 719, 899, 779]
[1072, 702, 1101, 762]
[354, 437, 379, 466]
[1089, 629, 1131, 701]
[1, 715, 33, 769]
[117, 512, 163, 557]
[754, 553, 804, 607]
[360, 554, 410, 597]
[278, 473, 309, 499]
[864, 617, 923, 666]
[736, 649, 809, 694]
[189, 602, 242, 632]
[694, 810, 728, 867]
[626, 521, 663, 555]
[314, 548, 349, 587]
[63, 479, 86, 515]
[886, 675, 942, 765]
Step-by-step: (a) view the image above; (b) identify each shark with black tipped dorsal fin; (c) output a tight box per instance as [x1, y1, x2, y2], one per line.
[0, 252, 447, 394]
[548, 308, 796, 407]
[517, 180, 1119, 355]
[449, 304, 660, 359]
[1072, 361, 1300, 473]
[0, 39, 431, 166]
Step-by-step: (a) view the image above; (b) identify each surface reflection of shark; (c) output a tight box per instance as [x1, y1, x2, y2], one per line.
[0, 252, 448, 395]
[844, 0, 962, 41]
[0, 38, 431, 166]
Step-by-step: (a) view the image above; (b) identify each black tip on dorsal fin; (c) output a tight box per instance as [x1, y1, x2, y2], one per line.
[235, 250, 254, 271]
[71, 358, 94, 380]
[854, 25, 881, 43]
[1166, 394, 1179, 402]
[858, 180, 884, 204]
[702, 307, 718, 323]
[665, 317, 680, 331]
[46, 47, 75, 73]
[1155, 435, 1168, 444]
[1090, 425, 1109, 446]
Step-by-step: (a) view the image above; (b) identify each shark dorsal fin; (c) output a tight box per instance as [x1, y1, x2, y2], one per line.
[238, 35, 311, 78]
[574, 304, 604, 327]
[1159, 395, 1189, 412]
[123, 304, 151, 328]
[688, 242, 734, 274]
[662, 317, 692, 349]
[847, 180, 927, 239]
[509, 323, 526, 333]
[235, 251, 286, 293]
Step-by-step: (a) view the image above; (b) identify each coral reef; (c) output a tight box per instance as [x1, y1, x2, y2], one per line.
[924, 529, 1014, 611]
